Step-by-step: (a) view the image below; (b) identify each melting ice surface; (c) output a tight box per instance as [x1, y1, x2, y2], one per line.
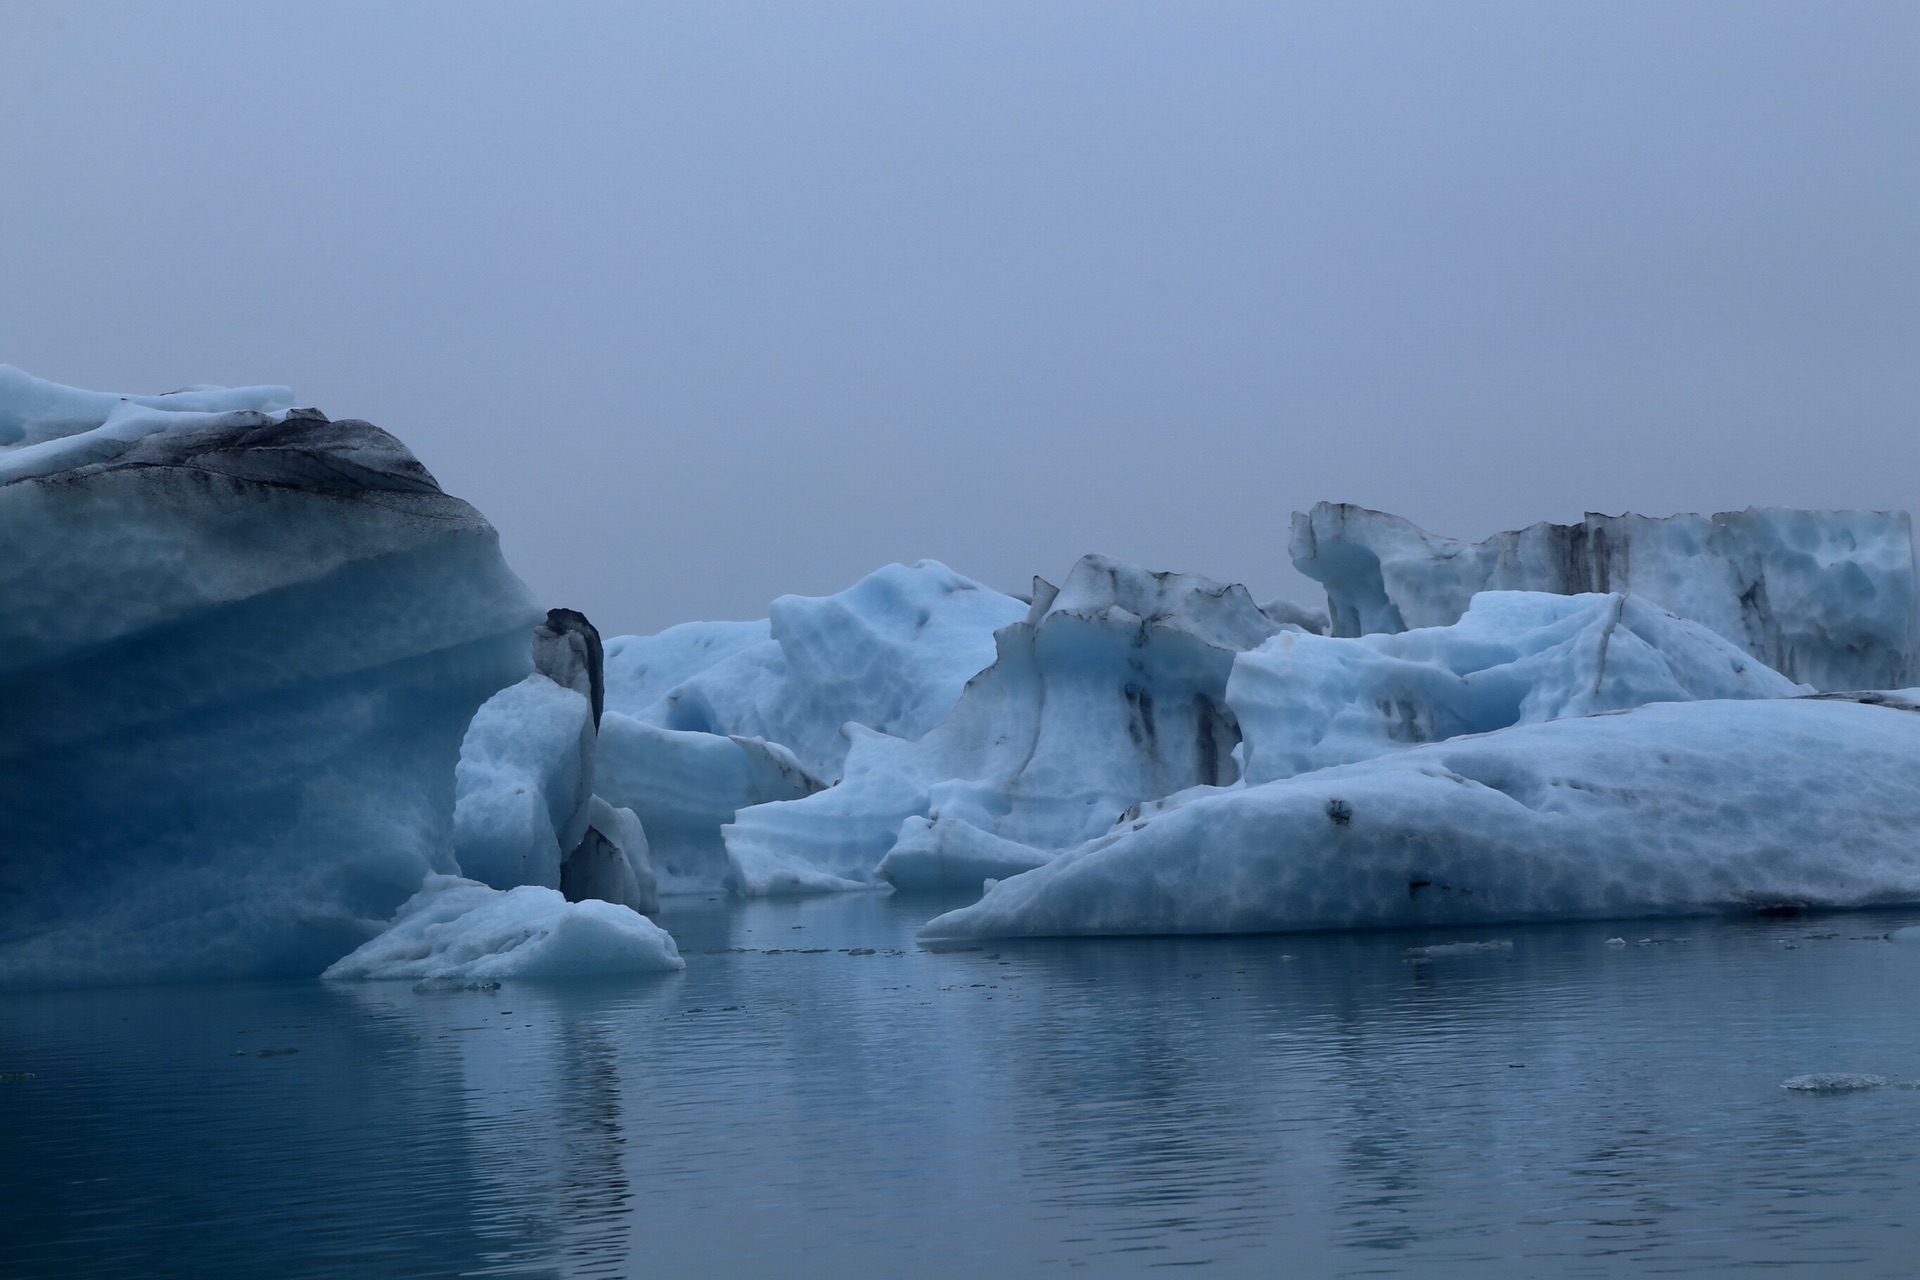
[6, 895, 1920, 1278]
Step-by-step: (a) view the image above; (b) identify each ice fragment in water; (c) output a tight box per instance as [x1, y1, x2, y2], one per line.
[1405, 940, 1513, 958]
[1781, 1073, 1889, 1094]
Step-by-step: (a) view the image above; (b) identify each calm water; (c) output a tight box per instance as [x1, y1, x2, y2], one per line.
[4, 895, 1919, 1278]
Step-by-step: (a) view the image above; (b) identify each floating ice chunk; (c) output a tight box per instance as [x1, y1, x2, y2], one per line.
[453, 674, 598, 891]
[1290, 502, 1917, 691]
[604, 561, 1026, 781]
[0, 374, 541, 988]
[321, 876, 683, 981]
[920, 698, 1920, 941]
[1231, 591, 1806, 784]
[1781, 1074, 1890, 1094]
[594, 713, 822, 894]
[723, 555, 1280, 894]
[1892, 925, 1920, 945]
[1405, 940, 1513, 958]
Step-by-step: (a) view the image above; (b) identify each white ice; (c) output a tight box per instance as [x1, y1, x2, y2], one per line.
[723, 556, 1279, 894]
[921, 698, 1920, 940]
[321, 875, 683, 981]
[0, 364, 297, 482]
[453, 674, 599, 892]
[594, 713, 822, 894]
[1230, 590, 1807, 784]
[603, 561, 1026, 782]
[1290, 502, 1917, 691]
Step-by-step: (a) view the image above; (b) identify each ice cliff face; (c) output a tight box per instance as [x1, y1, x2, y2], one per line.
[0, 369, 542, 987]
[1290, 502, 1917, 691]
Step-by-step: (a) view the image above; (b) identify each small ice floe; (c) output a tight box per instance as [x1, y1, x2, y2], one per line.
[1891, 925, 1920, 945]
[1782, 1073, 1889, 1094]
[323, 876, 683, 982]
[1604, 937, 1628, 947]
[1405, 939, 1513, 959]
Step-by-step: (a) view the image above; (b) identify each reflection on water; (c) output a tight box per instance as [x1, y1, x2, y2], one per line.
[4, 896, 1919, 1277]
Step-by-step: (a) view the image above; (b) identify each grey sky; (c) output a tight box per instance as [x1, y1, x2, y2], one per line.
[3, 2, 1915, 636]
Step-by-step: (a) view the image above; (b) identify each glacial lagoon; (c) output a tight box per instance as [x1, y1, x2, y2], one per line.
[6, 894, 1919, 1279]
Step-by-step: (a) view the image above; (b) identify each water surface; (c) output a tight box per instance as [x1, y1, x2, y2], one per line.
[5, 895, 1919, 1277]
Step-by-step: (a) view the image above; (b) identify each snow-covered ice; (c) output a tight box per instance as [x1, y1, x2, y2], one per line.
[321, 876, 683, 981]
[0, 370, 541, 988]
[723, 556, 1280, 894]
[921, 698, 1920, 941]
[1230, 590, 1807, 784]
[1290, 503, 1917, 691]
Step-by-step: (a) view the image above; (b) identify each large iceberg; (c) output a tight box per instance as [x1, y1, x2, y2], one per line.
[722, 556, 1282, 894]
[922, 697, 1920, 941]
[1230, 590, 1807, 784]
[1290, 503, 1918, 691]
[0, 369, 542, 987]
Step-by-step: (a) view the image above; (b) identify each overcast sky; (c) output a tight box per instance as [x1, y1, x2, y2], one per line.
[3, 2, 1915, 635]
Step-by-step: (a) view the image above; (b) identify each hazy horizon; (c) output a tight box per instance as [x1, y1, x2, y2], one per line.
[4, 2, 1915, 635]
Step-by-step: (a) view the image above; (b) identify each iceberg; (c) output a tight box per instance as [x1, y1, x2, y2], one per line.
[320, 875, 683, 981]
[453, 671, 598, 891]
[587, 560, 1018, 893]
[1290, 503, 1918, 691]
[921, 697, 1920, 941]
[453, 609, 659, 913]
[603, 560, 1026, 782]
[593, 714, 822, 894]
[723, 556, 1281, 894]
[0, 369, 542, 988]
[1230, 590, 1808, 784]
